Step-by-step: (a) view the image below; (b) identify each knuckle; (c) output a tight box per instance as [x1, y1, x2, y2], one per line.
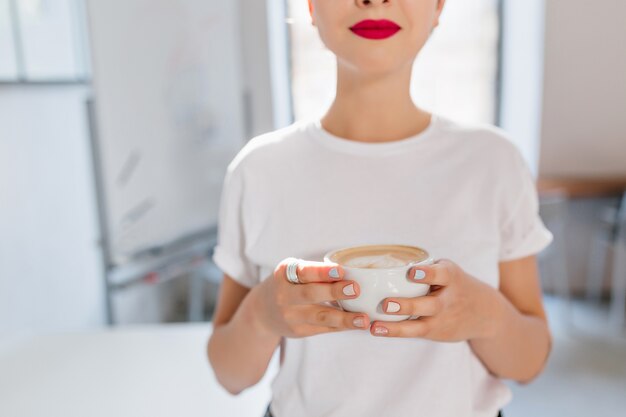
[418, 322, 431, 336]
[315, 309, 330, 324]
[431, 297, 444, 313]
[301, 285, 315, 302]
[409, 325, 424, 337]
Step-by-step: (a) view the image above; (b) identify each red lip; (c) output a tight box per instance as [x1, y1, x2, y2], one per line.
[349, 19, 401, 40]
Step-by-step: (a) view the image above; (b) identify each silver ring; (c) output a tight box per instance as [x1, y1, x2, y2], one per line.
[285, 257, 302, 284]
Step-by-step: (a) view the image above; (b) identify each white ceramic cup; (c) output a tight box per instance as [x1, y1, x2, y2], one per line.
[323, 244, 434, 322]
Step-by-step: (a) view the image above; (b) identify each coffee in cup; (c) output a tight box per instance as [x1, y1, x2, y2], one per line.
[324, 244, 433, 322]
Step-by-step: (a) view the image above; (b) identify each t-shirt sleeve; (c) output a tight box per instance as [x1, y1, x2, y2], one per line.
[499, 150, 554, 262]
[212, 163, 259, 288]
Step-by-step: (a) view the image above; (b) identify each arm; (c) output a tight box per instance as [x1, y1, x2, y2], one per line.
[207, 274, 282, 395]
[468, 255, 552, 383]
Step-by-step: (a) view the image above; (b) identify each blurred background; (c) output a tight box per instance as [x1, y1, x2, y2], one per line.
[0, 0, 625, 416]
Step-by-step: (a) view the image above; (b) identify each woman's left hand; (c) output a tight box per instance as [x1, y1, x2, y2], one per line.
[370, 259, 499, 342]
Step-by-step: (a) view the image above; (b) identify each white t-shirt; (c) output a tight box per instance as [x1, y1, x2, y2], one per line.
[212, 113, 553, 417]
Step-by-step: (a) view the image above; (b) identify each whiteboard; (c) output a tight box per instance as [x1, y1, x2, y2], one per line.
[0, 0, 18, 79]
[86, 0, 246, 265]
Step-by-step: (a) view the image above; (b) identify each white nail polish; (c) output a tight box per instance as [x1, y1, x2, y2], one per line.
[386, 301, 401, 313]
[413, 270, 426, 280]
[343, 284, 356, 296]
[353, 317, 365, 328]
[374, 326, 388, 336]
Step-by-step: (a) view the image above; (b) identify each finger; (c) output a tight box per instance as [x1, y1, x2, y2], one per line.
[382, 295, 443, 317]
[285, 305, 370, 330]
[407, 260, 451, 287]
[277, 258, 345, 284]
[290, 324, 342, 338]
[370, 317, 433, 338]
[287, 280, 361, 305]
[298, 305, 370, 330]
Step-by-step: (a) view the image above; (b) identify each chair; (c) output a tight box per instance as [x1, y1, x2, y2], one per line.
[537, 189, 572, 327]
[586, 196, 622, 302]
[609, 191, 626, 331]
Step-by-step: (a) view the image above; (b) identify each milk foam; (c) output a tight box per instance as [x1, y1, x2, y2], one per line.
[343, 254, 408, 268]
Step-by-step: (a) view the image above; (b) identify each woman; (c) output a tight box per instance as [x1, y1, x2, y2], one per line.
[208, 1, 553, 416]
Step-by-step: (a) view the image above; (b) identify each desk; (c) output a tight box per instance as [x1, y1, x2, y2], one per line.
[0, 324, 277, 417]
[538, 178, 626, 198]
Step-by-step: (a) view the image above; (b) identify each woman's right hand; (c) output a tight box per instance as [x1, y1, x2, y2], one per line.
[250, 258, 371, 338]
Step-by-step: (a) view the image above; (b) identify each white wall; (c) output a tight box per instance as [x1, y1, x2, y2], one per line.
[539, 0, 626, 178]
[0, 85, 105, 343]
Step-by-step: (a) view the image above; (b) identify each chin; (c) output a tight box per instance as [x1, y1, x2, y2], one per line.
[340, 54, 414, 77]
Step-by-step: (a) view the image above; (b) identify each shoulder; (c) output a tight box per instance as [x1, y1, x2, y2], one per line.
[437, 115, 523, 160]
[226, 120, 310, 176]
[435, 114, 527, 174]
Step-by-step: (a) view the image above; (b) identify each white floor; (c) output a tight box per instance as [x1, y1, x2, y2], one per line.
[504, 295, 626, 416]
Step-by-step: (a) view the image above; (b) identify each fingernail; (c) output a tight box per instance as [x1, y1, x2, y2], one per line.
[353, 316, 365, 328]
[343, 283, 356, 296]
[413, 269, 426, 280]
[386, 301, 401, 313]
[374, 326, 388, 336]
[329, 267, 340, 279]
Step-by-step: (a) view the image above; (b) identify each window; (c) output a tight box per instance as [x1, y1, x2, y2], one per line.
[286, 0, 501, 125]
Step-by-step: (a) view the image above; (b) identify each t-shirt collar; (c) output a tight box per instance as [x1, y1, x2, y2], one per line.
[305, 113, 440, 156]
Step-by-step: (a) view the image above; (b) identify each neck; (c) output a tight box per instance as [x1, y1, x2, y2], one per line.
[320, 60, 431, 143]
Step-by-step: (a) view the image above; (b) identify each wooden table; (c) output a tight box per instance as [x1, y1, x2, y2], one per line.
[538, 177, 626, 198]
[0, 324, 278, 417]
